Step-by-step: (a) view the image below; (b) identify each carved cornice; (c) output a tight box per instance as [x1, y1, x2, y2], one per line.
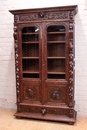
[19, 11, 68, 21]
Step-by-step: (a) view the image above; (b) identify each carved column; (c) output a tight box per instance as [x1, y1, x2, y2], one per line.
[68, 11, 75, 116]
[14, 15, 20, 112]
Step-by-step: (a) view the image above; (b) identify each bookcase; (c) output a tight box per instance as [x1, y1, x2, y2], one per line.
[9, 5, 78, 124]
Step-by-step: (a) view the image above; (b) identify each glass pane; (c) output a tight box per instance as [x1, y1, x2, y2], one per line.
[47, 59, 65, 72]
[23, 59, 39, 72]
[22, 26, 39, 78]
[47, 25, 66, 32]
[22, 26, 39, 33]
[22, 27, 39, 42]
[22, 44, 39, 57]
[47, 43, 65, 57]
[47, 25, 66, 79]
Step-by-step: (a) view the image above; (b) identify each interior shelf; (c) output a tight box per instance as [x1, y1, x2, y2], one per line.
[22, 57, 39, 59]
[23, 73, 39, 78]
[47, 57, 66, 59]
[47, 41, 66, 43]
[23, 71, 39, 74]
[47, 72, 65, 74]
[22, 32, 39, 35]
[22, 42, 39, 44]
[47, 32, 66, 34]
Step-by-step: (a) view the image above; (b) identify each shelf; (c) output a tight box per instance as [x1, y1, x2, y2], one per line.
[22, 42, 39, 44]
[22, 32, 38, 35]
[22, 57, 39, 59]
[47, 72, 65, 74]
[23, 71, 39, 74]
[47, 41, 66, 43]
[47, 32, 66, 34]
[47, 57, 66, 59]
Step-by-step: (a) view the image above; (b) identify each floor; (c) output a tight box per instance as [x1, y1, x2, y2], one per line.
[0, 108, 87, 130]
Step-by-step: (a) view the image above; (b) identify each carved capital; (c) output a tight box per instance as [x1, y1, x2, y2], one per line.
[14, 15, 19, 23]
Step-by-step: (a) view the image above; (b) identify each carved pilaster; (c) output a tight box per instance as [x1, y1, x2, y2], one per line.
[68, 23, 74, 107]
[14, 26, 20, 103]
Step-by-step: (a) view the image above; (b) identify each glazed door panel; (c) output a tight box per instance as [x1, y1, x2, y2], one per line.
[43, 22, 69, 105]
[18, 24, 42, 104]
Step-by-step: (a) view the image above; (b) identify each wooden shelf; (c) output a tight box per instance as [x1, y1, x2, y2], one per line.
[47, 41, 66, 43]
[47, 57, 66, 59]
[22, 57, 39, 59]
[22, 41, 39, 44]
[22, 32, 38, 35]
[47, 72, 65, 74]
[23, 71, 39, 74]
[47, 32, 66, 34]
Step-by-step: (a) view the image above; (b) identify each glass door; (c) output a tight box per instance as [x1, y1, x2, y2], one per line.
[22, 26, 39, 78]
[47, 25, 66, 79]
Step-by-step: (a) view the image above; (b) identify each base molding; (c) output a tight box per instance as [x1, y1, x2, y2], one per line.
[14, 110, 77, 124]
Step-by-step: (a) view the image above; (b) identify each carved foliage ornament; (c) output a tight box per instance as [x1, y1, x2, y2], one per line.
[68, 37, 74, 107]
[21, 106, 68, 116]
[19, 11, 68, 21]
[14, 26, 20, 103]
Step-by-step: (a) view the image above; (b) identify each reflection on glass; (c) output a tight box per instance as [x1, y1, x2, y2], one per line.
[22, 27, 39, 33]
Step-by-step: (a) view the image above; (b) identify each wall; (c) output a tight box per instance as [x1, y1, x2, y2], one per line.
[0, 0, 87, 116]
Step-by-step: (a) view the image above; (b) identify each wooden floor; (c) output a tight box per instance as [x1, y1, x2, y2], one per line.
[0, 107, 87, 130]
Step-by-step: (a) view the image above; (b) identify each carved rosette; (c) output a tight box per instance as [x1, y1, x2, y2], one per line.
[24, 87, 37, 100]
[50, 88, 62, 101]
[14, 26, 20, 104]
